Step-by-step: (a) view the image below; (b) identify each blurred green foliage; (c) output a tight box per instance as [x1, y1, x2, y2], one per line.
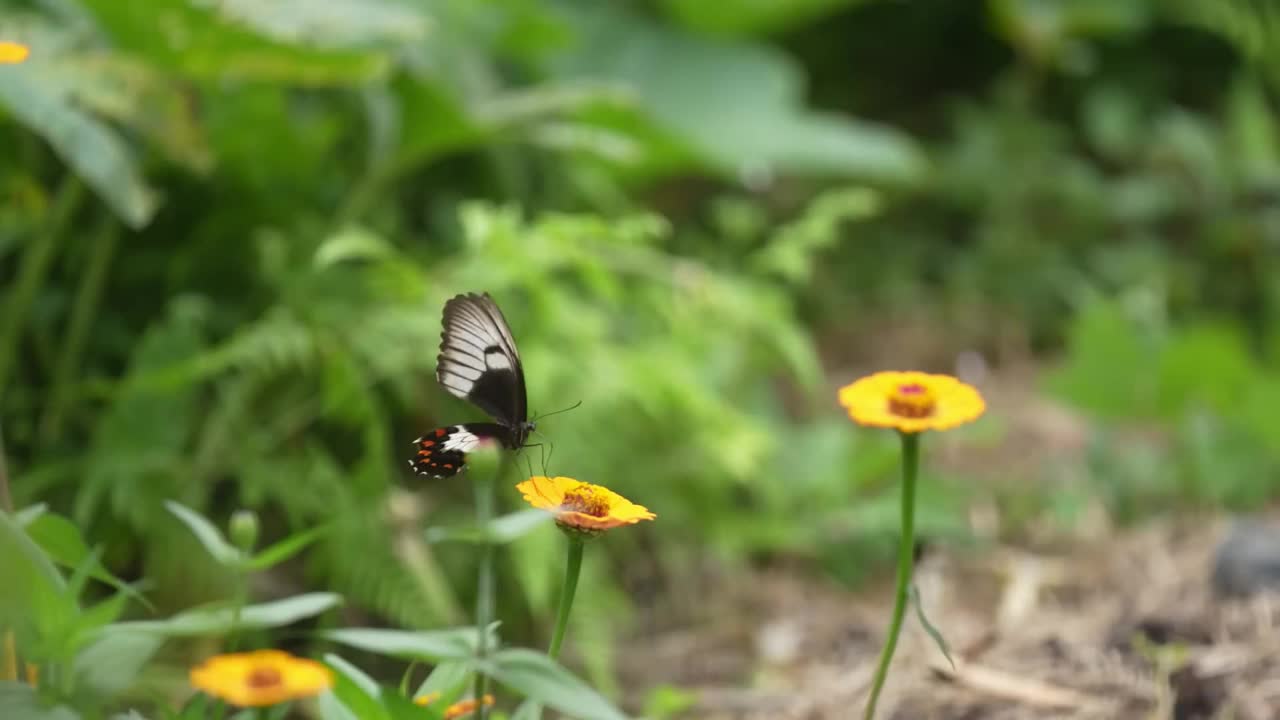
[5, 0, 1280, 713]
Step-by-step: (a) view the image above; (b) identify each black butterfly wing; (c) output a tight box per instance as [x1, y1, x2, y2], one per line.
[409, 423, 509, 478]
[436, 293, 528, 442]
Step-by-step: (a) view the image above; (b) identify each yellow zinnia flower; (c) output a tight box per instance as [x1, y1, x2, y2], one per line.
[0, 42, 29, 64]
[415, 692, 496, 718]
[838, 371, 985, 433]
[516, 476, 655, 533]
[189, 649, 332, 707]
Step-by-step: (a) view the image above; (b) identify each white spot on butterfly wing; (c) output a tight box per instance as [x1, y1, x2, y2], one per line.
[484, 349, 512, 371]
[442, 426, 481, 453]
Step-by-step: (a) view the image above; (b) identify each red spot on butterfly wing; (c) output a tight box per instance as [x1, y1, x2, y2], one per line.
[435, 428, 446, 437]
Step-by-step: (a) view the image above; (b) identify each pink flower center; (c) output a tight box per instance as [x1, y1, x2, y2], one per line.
[888, 382, 936, 418]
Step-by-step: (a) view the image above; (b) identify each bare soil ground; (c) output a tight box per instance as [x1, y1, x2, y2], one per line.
[620, 517, 1280, 720]
[618, 366, 1280, 719]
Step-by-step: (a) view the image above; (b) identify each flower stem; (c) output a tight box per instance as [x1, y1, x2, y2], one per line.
[473, 455, 508, 720]
[862, 431, 919, 720]
[548, 537, 585, 660]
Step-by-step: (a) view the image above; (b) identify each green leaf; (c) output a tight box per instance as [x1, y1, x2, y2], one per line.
[383, 691, 430, 720]
[245, 526, 328, 571]
[314, 227, 395, 268]
[486, 649, 627, 720]
[73, 629, 165, 696]
[551, 6, 924, 183]
[79, 0, 393, 86]
[1044, 299, 1157, 418]
[13, 505, 48, 527]
[108, 593, 341, 637]
[0, 60, 158, 228]
[316, 692, 360, 720]
[164, 501, 241, 566]
[414, 660, 470, 697]
[510, 700, 540, 720]
[23, 513, 149, 608]
[424, 509, 551, 545]
[322, 628, 480, 662]
[0, 683, 79, 720]
[323, 654, 387, 720]
[911, 584, 955, 671]
[660, 0, 868, 36]
[0, 512, 72, 651]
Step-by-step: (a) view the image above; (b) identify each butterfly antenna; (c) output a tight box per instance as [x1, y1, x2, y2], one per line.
[531, 400, 583, 423]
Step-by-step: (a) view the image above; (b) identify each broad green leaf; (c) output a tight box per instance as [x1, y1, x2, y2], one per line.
[323, 654, 387, 720]
[383, 691, 431, 720]
[314, 228, 394, 267]
[164, 501, 241, 566]
[245, 526, 328, 571]
[23, 513, 91, 570]
[486, 649, 627, 720]
[510, 700, 540, 720]
[23, 513, 148, 607]
[322, 628, 480, 662]
[550, 6, 924, 183]
[0, 683, 78, 720]
[0, 512, 71, 652]
[317, 691, 360, 720]
[0, 59, 157, 228]
[209, 0, 429, 48]
[13, 504, 47, 526]
[414, 660, 470, 697]
[73, 629, 165, 696]
[79, 0, 392, 86]
[1044, 299, 1157, 418]
[108, 593, 341, 636]
[424, 509, 551, 545]
[660, 0, 868, 36]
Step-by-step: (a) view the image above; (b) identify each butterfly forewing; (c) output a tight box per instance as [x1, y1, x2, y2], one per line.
[436, 293, 527, 434]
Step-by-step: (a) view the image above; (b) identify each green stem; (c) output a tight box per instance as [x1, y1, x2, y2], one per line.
[473, 455, 509, 720]
[531, 535, 586, 720]
[547, 537, 585, 660]
[40, 220, 119, 444]
[862, 431, 919, 720]
[0, 177, 82, 398]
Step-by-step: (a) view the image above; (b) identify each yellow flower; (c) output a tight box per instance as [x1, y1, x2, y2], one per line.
[0, 42, 29, 64]
[189, 650, 332, 707]
[516, 476, 655, 533]
[415, 692, 495, 718]
[838, 371, 985, 433]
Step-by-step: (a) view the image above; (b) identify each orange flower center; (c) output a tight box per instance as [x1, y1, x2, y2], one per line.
[887, 382, 936, 418]
[561, 486, 610, 517]
[245, 667, 283, 690]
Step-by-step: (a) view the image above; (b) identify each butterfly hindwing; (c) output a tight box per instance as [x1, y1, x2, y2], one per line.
[436, 293, 528, 444]
[409, 423, 510, 478]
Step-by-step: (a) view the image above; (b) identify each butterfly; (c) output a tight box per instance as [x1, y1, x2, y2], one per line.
[409, 292, 535, 478]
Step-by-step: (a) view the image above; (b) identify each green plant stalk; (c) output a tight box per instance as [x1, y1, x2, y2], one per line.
[862, 431, 919, 720]
[0, 177, 83, 398]
[472, 455, 509, 720]
[40, 220, 119, 444]
[547, 537, 585, 659]
[531, 534, 586, 720]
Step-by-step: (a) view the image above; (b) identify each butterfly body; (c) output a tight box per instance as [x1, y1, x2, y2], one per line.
[410, 293, 532, 478]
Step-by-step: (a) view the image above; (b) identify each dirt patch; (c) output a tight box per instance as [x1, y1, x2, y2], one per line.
[618, 517, 1280, 719]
